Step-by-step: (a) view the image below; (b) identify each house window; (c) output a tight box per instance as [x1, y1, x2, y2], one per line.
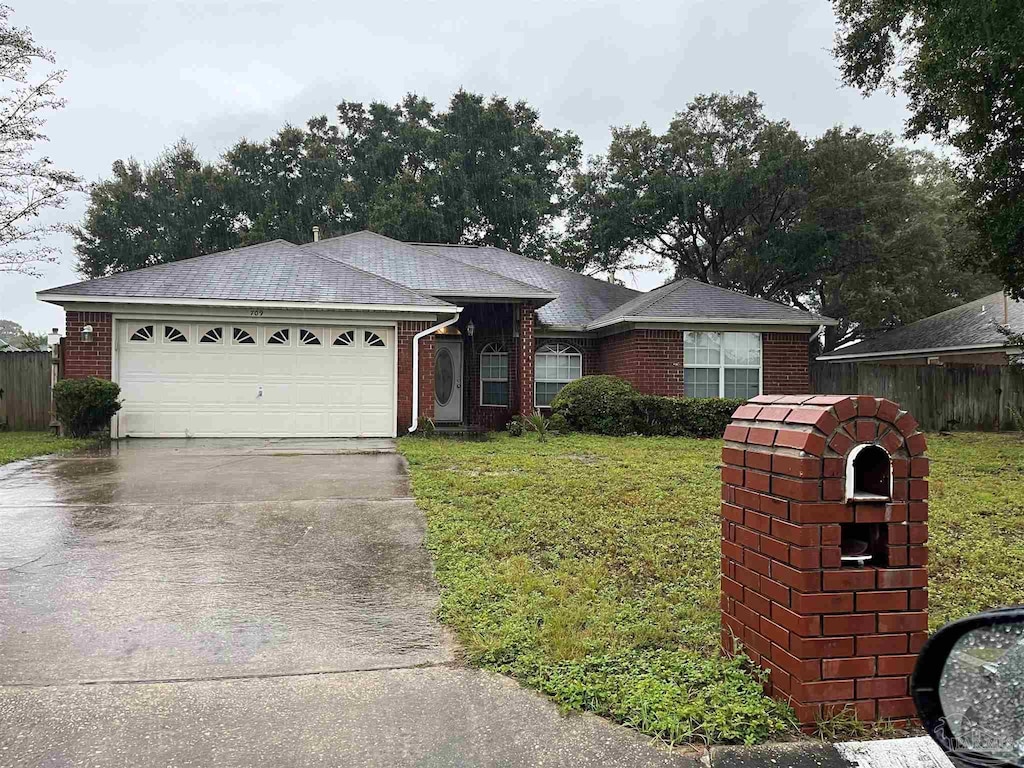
[364, 330, 386, 348]
[267, 328, 290, 345]
[535, 342, 582, 407]
[163, 325, 187, 343]
[480, 342, 509, 407]
[684, 331, 761, 399]
[333, 330, 355, 347]
[232, 327, 256, 345]
[129, 324, 154, 343]
[199, 327, 223, 344]
[299, 328, 321, 346]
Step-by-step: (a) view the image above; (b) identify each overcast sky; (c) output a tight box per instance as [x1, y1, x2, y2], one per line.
[3, 0, 918, 333]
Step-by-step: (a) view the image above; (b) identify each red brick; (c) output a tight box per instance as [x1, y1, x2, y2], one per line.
[758, 576, 791, 606]
[732, 404, 762, 420]
[878, 612, 928, 633]
[722, 576, 744, 601]
[854, 419, 877, 441]
[909, 546, 928, 566]
[908, 502, 927, 521]
[857, 591, 909, 612]
[760, 617, 790, 649]
[855, 503, 887, 523]
[775, 429, 827, 456]
[823, 458, 844, 478]
[722, 446, 746, 466]
[743, 588, 772, 616]
[734, 601, 761, 629]
[771, 561, 821, 592]
[877, 399, 900, 423]
[735, 525, 759, 551]
[821, 547, 842, 569]
[878, 654, 918, 676]
[724, 425, 749, 442]
[909, 632, 928, 652]
[891, 480, 908, 501]
[792, 679, 855, 703]
[745, 470, 772, 493]
[788, 545, 820, 570]
[910, 457, 930, 478]
[878, 697, 917, 719]
[855, 396, 880, 417]
[857, 676, 909, 699]
[833, 397, 857, 421]
[821, 568, 874, 593]
[822, 657, 875, 679]
[735, 488, 761, 511]
[772, 454, 822, 479]
[745, 550, 772, 576]
[885, 503, 908, 522]
[770, 518, 819, 547]
[722, 503, 745, 523]
[760, 495, 789, 518]
[909, 479, 928, 500]
[771, 476, 820, 502]
[789, 502, 852, 524]
[748, 427, 777, 446]
[856, 634, 909, 656]
[876, 568, 927, 589]
[791, 592, 854, 614]
[821, 525, 841, 545]
[906, 432, 927, 456]
[721, 540, 744, 563]
[823, 614, 876, 636]
[745, 450, 773, 471]
[761, 658, 792, 695]
[759, 535, 789, 562]
[785, 408, 839, 435]
[909, 589, 928, 610]
[891, 458, 909, 478]
[745, 509, 772, 534]
[887, 546, 909, 567]
[887, 523, 908, 545]
[722, 466, 744, 486]
[828, 430, 855, 456]
[895, 412, 919, 437]
[734, 564, 760, 591]
[879, 429, 903, 454]
[789, 635, 855, 659]
[908, 524, 928, 545]
[771, 603, 821, 637]
[744, 626, 772, 658]
[758, 405, 792, 422]
[770, 644, 821, 682]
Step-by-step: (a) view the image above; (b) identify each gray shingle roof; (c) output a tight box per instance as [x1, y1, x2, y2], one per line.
[588, 278, 832, 328]
[38, 240, 452, 309]
[303, 231, 557, 302]
[413, 243, 640, 328]
[820, 291, 1023, 359]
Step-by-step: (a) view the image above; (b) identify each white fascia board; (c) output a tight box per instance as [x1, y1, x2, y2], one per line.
[817, 342, 1013, 362]
[586, 315, 831, 332]
[37, 293, 457, 314]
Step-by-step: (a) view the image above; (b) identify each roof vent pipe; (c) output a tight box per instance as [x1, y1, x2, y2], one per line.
[312, 226, 320, 242]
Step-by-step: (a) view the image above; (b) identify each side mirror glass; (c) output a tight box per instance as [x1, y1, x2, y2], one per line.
[914, 607, 1024, 768]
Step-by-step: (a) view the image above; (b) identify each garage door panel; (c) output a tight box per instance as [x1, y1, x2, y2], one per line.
[118, 321, 396, 438]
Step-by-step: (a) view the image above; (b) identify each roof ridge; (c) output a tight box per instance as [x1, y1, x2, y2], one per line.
[671, 278, 824, 318]
[302, 243, 452, 307]
[313, 231, 557, 296]
[908, 290, 1010, 324]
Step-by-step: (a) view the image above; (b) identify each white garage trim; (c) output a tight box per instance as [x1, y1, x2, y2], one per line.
[113, 317, 398, 439]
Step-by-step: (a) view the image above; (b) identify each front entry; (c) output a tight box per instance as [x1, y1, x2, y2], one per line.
[433, 338, 463, 423]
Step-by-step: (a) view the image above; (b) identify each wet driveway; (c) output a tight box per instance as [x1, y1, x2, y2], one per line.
[0, 439, 694, 767]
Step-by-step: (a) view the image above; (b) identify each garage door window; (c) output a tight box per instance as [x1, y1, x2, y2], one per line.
[299, 328, 321, 346]
[129, 324, 154, 343]
[333, 330, 355, 347]
[364, 331, 387, 348]
[199, 327, 223, 344]
[232, 327, 256, 345]
[163, 325, 188, 343]
[267, 328, 290, 345]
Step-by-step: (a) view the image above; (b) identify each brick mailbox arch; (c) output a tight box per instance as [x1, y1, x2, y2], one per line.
[720, 394, 928, 725]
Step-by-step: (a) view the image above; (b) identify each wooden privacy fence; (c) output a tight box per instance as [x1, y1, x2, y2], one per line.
[811, 362, 1024, 432]
[0, 352, 52, 430]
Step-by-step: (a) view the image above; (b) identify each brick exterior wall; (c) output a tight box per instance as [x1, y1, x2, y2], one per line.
[763, 332, 811, 395]
[398, 320, 437, 433]
[63, 312, 113, 380]
[599, 329, 684, 396]
[720, 395, 929, 725]
[516, 304, 535, 418]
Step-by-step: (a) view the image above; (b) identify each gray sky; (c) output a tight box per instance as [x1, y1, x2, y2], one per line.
[4, 0, 917, 333]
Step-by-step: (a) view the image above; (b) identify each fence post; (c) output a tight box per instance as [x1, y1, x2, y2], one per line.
[48, 329, 62, 434]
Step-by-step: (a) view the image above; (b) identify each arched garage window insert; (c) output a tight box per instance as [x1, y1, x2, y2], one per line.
[129, 325, 154, 343]
[480, 342, 509, 406]
[535, 343, 582, 407]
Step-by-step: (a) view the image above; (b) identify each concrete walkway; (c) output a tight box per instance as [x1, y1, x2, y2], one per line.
[0, 439, 693, 767]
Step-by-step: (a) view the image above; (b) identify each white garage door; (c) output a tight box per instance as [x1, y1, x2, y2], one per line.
[117, 320, 396, 437]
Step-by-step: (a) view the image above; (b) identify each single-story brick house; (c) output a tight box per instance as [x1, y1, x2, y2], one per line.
[38, 231, 833, 438]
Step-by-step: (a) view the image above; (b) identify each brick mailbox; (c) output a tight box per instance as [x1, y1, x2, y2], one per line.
[719, 394, 928, 725]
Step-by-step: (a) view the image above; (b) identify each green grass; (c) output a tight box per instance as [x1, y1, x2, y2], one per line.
[399, 430, 1024, 745]
[0, 430, 94, 465]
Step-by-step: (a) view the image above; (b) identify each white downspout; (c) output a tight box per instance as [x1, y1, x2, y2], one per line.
[810, 324, 825, 344]
[409, 311, 461, 432]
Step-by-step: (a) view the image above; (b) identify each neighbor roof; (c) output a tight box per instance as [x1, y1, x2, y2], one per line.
[37, 240, 455, 310]
[412, 243, 640, 328]
[819, 291, 1023, 361]
[588, 278, 835, 330]
[304, 231, 557, 304]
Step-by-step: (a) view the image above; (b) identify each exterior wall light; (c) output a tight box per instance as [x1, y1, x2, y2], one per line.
[466, 320, 475, 338]
[81, 324, 94, 342]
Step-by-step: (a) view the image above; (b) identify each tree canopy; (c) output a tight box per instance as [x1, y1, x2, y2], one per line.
[831, 0, 1024, 298]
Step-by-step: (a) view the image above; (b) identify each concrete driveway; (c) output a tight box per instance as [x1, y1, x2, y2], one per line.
[0, 439, 694, 768]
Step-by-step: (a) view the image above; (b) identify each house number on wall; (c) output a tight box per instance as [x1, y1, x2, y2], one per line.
[249, 309, 264, 317]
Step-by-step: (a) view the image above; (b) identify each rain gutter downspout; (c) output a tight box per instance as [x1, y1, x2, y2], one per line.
[409, 310, 462, 432]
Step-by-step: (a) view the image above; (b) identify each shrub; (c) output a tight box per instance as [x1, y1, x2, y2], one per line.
[506, 416, 526, 437]
[550, 375, 636, 436]
[416, 416, 436, 436]
[526, 410, 550, 442]
[547, 412, 570, 434]
[633, 395, 745, 438]
[53, 377, 122, 438]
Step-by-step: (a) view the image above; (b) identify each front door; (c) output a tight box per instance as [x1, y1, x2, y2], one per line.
[433, 338, 463, 423]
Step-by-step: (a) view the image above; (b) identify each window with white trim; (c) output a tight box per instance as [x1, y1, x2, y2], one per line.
[684, 331, 761, 399]
[535, 343, 582, 407]
[129, 324, 154, 343]
[479, 342, 509, 407]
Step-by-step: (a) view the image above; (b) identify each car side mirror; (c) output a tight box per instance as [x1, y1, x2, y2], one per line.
[913, 606, 1024, 768]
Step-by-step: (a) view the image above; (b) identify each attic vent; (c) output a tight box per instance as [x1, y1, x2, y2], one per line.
[846, 444, 892, 501]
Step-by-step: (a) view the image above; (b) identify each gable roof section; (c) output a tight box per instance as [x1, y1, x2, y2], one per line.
[588, 278, 833, 330]
[819, 291, 1023, 360]
[303, 231, 556, 303]
[37, 240, 453, 311]
[413, 243, 640, 328]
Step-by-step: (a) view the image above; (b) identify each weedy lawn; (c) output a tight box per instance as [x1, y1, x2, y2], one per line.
[398, 431, 1024, 745]
[0, 431, 94, 466]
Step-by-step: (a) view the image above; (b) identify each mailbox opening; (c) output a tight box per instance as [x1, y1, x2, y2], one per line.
[840, 522, 889, 567]
[846, 444, 891, 501]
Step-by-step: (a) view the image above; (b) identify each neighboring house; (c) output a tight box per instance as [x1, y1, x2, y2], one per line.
[0, 337, 22, 352]
[38, 231, 832, 438]
[818, 291, 1023, 366]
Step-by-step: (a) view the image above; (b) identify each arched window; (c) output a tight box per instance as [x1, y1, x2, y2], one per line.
[535, 343, 582, 407]
[480, 342, 509, 406]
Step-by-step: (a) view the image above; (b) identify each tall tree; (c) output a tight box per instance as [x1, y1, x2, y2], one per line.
[831, 0, 1024, 297]
[73, 142, 236, 277]
[0, 5, 81, 276]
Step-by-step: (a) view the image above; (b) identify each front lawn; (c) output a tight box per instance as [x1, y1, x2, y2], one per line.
[399, 431, 1024, 745]
[0, 430, 94, 465]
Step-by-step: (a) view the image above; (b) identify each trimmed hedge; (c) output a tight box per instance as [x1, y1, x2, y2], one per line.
[53, 377, 122, 438]
[550, 375, 744, 438]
